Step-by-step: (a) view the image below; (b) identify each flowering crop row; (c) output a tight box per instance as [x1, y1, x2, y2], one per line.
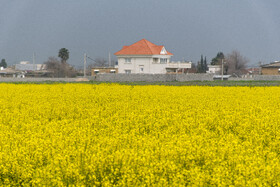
[0, 84, 280, 186]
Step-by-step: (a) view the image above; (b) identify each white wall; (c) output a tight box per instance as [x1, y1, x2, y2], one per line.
[207, 65, 221, 74]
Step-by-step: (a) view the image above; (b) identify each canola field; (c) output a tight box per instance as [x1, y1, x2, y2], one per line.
[0, 83, 280, 186]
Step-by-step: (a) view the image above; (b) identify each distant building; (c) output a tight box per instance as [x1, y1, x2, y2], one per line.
[261, 61, 280, 75]
[15, 61, 46, 71]
[0, 67, 24, 78]
[246, 67, 261, 75]
[207, 65, 221, 74]
[114, 39, 191, 74]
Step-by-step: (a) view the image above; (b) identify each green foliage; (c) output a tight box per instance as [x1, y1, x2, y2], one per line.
[204, 56, 207, 72]
[58, 48, 69, 64]
[197, 55, 207, 73]
[0, 59, 7, 68]
[211, 52, 224, 65]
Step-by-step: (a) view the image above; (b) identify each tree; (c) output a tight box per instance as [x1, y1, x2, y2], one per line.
[44, 57, 61, 77]
[204, 56, 207, 72]
[57, 48, 76, 77]
[197, 61, 202, 73]
[0, 59, 7, 68]
[188, 62, 197, 73]
[225, 50, 248, 75]
[92, 58, 108, 67]
[224, 61, 229, 75]
[85, 58, 109, 75]
[211, 52, 224, 65]
[58, 48, 69, 64]
[200, 55, 204, 72]
[197, 55, 207, 73]
[44, 57, 77, 77]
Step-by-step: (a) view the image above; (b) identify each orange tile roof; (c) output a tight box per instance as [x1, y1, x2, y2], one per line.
[114, 39, 173, 56]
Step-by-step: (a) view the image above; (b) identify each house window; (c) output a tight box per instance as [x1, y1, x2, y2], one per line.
[125, 70, 131, 74]
[125, 58, 131, 63]
[94, 70, 99, 74]
[139, 65, 144, 73]
[110, 70, 116, 73]
[160, 58, 167, 64]
[153, 58, 159, 63]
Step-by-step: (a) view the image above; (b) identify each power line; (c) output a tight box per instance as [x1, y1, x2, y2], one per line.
[87, 56, 95, 62]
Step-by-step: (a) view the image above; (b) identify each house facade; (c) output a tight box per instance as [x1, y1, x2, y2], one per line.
[207, 65, 221, 74]
[114, 39, 191, 74]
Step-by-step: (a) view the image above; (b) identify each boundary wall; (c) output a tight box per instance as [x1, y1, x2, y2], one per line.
[93, 74, 214, 82]
[1, 74, 280, 82]
[253, 75, 280, 81]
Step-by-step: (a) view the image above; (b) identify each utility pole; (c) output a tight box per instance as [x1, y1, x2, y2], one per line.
[84, 53, 87, 77]
[221, 59, 224, 81]
[109, 52, 111, 67]
[33, 52, 36, 71]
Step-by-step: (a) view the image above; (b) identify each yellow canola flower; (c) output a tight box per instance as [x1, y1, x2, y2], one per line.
[0, 84, 280, 186]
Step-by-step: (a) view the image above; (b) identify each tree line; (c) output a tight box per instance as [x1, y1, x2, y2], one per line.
[192, 50, 248, 75]
[2, 47, 248, 77]
[44, 48, 113, 77]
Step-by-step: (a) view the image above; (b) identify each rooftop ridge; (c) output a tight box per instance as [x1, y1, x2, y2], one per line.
[143, 39, 154, 54]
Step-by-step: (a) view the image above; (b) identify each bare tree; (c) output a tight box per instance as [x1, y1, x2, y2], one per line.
[44, 57, 61, 77]
[64, 64, 77, 77]
[85, 57, 113, 75]
[92, 58, 108, 67]
[44, 57, 77, 77]
[226, 50, 248, 75]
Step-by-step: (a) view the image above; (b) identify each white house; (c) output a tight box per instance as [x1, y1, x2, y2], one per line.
[207, 65, 221, 74]
[114, 39, 191, 74]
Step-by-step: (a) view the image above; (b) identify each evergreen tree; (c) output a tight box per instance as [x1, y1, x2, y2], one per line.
[211, 52, 224, 65]
[197, 61, 201, 73]
[0, 59, 7, 68]
[200, 55, 204, 73]
[204, 56, 207, 72]
[198, 55, 207, 73]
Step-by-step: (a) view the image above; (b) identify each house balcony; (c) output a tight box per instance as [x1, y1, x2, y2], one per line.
[166, 61, 192, 73]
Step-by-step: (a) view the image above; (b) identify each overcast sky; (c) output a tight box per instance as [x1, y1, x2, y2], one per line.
[1, 0, 280, 68]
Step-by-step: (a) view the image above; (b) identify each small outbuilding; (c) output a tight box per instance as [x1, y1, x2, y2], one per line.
[0, 68, 23, 77]
[261, 61, 280, 75]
